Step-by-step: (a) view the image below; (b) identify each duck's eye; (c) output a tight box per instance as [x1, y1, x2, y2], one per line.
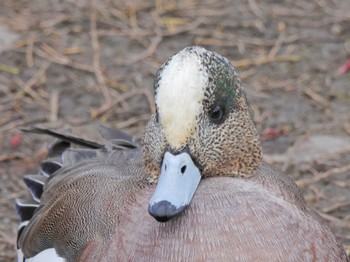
[209, 105, 225, 124]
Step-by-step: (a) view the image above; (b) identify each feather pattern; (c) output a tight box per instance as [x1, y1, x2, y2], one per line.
[16, 125, 139, 262]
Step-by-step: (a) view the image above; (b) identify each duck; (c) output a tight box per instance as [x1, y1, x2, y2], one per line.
[16, 46, 349, 262]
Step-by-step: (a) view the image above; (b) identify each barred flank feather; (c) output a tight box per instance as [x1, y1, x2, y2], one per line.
[16, 126, 139, 261]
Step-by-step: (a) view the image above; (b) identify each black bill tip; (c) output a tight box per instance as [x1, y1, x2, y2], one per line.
[148, 200, 186, 223]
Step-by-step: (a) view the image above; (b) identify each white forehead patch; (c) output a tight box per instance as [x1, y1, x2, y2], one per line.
[156, 49, 208, 149]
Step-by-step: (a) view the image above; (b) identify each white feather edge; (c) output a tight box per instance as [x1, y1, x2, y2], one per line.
[17, 248, 65, 262]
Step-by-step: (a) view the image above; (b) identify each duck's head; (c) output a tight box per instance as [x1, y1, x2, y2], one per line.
[142, 46, 262, 222]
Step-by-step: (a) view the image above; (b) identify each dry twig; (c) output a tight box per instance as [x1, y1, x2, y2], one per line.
[91, 89, 141, 118]
[49, 89, 59, 122]
[90, 0, 112, 104]
[116, 114, 151, 129]
[303, 88, 330, 110]
[232, 55, 299, 68]
[34, 46, 94, 73]
[297, 163, 350, 187]
[26, 33, 34, 68]
[125, 35, 163, 65]
[14, 62, 51, 110]
[268, 31, 286, 58]
[0, 153, 27, 162]
[322, 201, 350, 213]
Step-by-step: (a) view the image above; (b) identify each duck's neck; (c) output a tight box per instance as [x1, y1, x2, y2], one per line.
[203, 138, 262, 178]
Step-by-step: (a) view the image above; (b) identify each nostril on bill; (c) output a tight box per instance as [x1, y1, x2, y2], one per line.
[180, 165, 187, 174]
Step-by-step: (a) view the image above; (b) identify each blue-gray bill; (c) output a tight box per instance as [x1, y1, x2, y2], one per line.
[148, 152, 201, 222]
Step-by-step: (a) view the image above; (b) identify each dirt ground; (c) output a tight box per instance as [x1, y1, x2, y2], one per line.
[1, 0, 350, 261]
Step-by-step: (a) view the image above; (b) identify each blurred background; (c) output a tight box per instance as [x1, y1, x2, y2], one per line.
[1, 0, 350, 260]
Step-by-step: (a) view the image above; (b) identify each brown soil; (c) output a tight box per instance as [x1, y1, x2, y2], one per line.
[1, 0, 350, 261]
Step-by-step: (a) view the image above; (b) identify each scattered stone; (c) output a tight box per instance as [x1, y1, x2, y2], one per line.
[264, 135, 350, 169]
[0, 25, 19, 54]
